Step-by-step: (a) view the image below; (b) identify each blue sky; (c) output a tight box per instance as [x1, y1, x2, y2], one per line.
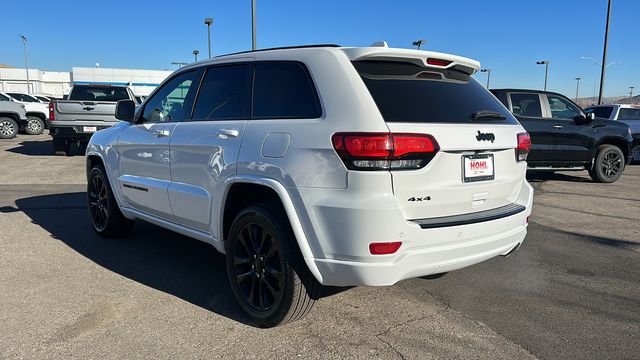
[1, 0, 638, 97]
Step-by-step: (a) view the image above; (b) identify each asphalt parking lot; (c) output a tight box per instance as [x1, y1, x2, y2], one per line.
[1, 134, 638, 359]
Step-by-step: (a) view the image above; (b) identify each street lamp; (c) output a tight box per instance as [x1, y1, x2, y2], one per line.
[412, 39, 426, 50]
[251, 0, 257, 50]
[171, 61, 188, 68]
[204, 17, 214, 58]
[193, 50, 199, 62]
[630, 86, 635, 100]
[579, 56, 621, 101]
[19, 34, 30, 94]
[536, 60, 550, 91]
[480, 68, 491, 88]
[575, 77, 582, 103]
[597, 0, 613, 105]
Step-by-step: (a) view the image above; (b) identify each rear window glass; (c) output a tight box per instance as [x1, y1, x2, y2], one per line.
[618, 108, 640, 120]
[585, 106, 613, 119]
[252, 62, 321, 119]
[192, 64, 251, 120]
[509, 93, 542, 117]
[69, 86, 129, 101]
[353, 61, 517, 124]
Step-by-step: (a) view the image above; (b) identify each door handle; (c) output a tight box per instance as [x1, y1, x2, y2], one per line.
[153, 129, 171, 137]
[552, 125, 563, 129]
[217, 129, 240, 138]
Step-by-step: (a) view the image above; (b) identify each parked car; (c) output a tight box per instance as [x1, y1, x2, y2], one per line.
[49, 84, 137, 155]
[584, 104, 640, 164]
[0, 92, 49, 135]
[0, 100, 27, 139]
[86, 44, 533, 327]
[491, 89, 633, 183]
[34, 95, 53, 103]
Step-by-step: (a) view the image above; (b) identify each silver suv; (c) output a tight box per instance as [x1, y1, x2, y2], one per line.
[86, 44, 533, 327]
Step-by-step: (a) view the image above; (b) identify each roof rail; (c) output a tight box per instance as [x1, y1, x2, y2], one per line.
[216, 44, 341, 58]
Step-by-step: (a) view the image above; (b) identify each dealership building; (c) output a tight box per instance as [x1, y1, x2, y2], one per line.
[0, 65, 173, 98]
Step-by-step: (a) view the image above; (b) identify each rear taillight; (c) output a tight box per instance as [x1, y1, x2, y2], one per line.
[426, 58, 452, 67]
[516, 132, 531, 162]
[48, 102, 55, 121]
[332, 132, 439, 171]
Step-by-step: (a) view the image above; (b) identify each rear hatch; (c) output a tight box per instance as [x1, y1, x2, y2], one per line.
[55, 85, 129, 123]
[351, 58, 527, 220]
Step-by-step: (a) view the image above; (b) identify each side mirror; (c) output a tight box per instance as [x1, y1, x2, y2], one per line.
[586, 112, 595, 121]
[115, 100, 136, 122]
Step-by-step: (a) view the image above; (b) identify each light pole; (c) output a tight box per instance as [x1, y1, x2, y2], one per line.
[193, 50, 199, 62]
[575, 77, 581, 103]
[598, 0, 613, 105]
[480, 68, 491, 88]
[630, 86, 635, 100]
[19, 34, 30, 94]
[579, 57, 621, 102]
[536, 61, 550, 91]
[412, 39, 426, 50]
[204, 17, 213, 58]
[171, 61, 188, 68]
[251, 0, 257, 50]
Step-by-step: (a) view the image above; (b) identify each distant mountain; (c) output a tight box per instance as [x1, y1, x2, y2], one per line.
[616, 95, 640, 105]
[576, 96, 638, 107]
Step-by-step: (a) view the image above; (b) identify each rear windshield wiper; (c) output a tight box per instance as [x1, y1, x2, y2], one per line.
[472, 111, 506, 120]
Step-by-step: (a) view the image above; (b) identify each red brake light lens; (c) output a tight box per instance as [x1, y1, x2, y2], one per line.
[332, 133, 439, 171]
[426, 58, 452, 67]
[369, 242, 402, 255]
[48, 101, 55, 121]
[516, 132, 531, 162]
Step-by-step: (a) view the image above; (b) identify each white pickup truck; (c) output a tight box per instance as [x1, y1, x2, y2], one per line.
[49, 84, 137, 155]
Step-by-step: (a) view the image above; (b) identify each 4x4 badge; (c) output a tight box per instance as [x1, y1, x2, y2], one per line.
[476, 131, 495, 143]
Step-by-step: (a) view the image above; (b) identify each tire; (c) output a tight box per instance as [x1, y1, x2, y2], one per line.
[631, 144, 640, 165]
[87, 164, 133, 237]
[0, 117, 18, 139]
[226, 204, 320, 327]
[53, 137, 70, 156]
[25, 116, 45, 135]
[588, 144, 625, 183]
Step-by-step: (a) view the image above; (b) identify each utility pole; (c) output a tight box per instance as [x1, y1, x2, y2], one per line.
[251, 0, 257, 50]
[630, 86, 635, 100]
[575, 77, 581, 103]
[536, 61, 550, 91]
[480, 68, 492, 88]
[19, 35, 30, 94]
[204, 17, 214, 58]
[598, 0, 612, 105]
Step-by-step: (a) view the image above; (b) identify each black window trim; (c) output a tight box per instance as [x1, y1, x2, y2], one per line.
[186, 61, 255, 122]
[250, 60, 323, 120]
[136, 68, 204, 124]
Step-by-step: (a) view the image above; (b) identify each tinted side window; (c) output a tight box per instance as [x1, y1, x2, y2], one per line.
[547, 95, 581, 119]
[192, 64, 251, 120]
[253, 62, 321, 119]
[618, 108, 640, 120]
[509, 93, 542, 117]
[0, 94, 10, 101]
[7, 93, 24, 101]
[585, 106, 613, 119]
[141, 70, 200, 123]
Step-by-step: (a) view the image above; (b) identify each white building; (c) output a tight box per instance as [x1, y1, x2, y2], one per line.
[0, 66, 173, 98]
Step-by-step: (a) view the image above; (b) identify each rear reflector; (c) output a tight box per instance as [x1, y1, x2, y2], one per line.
[332, 132, 439, 171]
[369, 242, 402, 255]
[426, 58, 452, 67]
[516, 132, 531, 162]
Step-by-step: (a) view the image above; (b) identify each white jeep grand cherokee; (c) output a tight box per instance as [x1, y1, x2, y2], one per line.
[86, 44, 533, 327]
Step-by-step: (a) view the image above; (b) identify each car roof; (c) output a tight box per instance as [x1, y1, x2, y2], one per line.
[491, 88, 575, 99]
[180, 43, 481, 74]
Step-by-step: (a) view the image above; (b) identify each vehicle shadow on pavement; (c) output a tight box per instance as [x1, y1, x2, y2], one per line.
[5, 192, 257, 325]
[526, 171, 592, 183]
[6, 140, 85, 156]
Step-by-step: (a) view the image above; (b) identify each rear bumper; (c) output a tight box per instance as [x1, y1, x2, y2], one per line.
[49, 123, 115, 141]
[300, 180, 533, 287]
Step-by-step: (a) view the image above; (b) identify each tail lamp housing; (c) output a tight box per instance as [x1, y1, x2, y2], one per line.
[332, 132, 439, 171]
[48, 102, 55, 121]
[516, 132, 531, 162]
